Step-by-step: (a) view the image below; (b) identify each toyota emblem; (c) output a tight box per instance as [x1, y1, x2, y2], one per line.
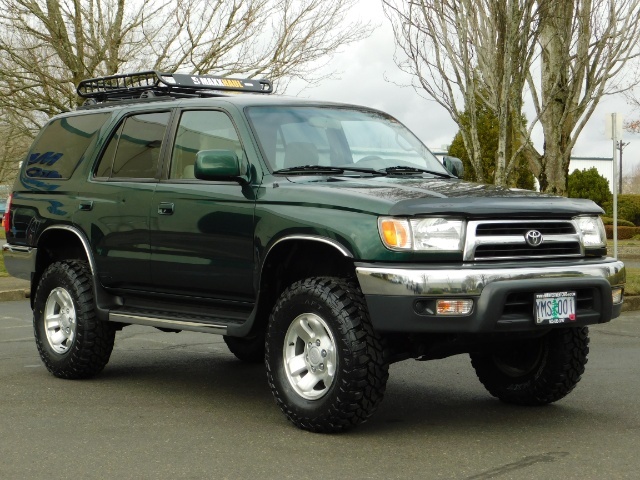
[525, 230, 543, 247]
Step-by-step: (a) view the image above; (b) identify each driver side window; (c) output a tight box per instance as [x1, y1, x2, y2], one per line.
[170, 110, 242, 179]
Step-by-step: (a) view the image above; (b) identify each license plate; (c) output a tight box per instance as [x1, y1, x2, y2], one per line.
[534, 291, 576, 325]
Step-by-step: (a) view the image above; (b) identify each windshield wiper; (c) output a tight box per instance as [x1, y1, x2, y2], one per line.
[380, 166, 453, 178]
[273, 165, 382, 175]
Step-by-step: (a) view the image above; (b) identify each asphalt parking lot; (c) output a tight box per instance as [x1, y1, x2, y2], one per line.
[1, 299, 639, 480]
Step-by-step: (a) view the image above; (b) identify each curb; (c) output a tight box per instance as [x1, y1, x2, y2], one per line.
[0, 289, 30, 302]
[621, 295, 640, 312]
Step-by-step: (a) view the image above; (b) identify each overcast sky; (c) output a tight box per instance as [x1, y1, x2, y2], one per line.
[286, 1, 640, 177]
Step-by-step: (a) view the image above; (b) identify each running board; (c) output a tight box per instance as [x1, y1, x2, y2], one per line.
[109, 311, 230, 335]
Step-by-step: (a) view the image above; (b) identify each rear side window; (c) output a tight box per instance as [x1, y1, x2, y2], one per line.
[26, 113, 111, 179]
[95, 112, 170, 179]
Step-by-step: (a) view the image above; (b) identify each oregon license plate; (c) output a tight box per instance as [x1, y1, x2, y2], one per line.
[534, 291, 576, 325]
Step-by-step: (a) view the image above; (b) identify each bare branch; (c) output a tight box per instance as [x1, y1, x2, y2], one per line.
[384, 0, 540, 185]
[385, 0, 640, 194]
[0, 0, 369, 179]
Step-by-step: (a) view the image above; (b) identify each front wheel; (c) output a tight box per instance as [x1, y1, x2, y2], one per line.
[470, 327, 589, 405]
[33, 260, 115, 379]
[265, 277, 389, 432]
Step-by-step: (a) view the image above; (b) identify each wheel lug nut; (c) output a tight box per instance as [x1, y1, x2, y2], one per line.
[308, 342, 312, 347]
[311, 366, 316, 372]
[316, 340, 321, 346]
[321, 350, 327, 357]
[319, 363, 324, 370]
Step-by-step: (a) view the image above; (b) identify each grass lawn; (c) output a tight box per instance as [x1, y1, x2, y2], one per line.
[625, 268, 640, 296]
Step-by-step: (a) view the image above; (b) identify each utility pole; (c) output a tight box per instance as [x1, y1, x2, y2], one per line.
[617, 140, 630, 194]
[606, 112, 622, 259]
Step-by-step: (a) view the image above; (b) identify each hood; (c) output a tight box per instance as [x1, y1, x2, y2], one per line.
[280, 175, 603, 218]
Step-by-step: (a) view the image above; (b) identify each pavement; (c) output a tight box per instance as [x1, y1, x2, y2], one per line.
[1, 299, 639, 479]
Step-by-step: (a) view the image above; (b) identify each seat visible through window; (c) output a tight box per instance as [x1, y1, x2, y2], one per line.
[284, 142, 319, 168]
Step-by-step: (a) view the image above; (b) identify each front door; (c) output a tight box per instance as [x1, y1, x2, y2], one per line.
[149, 109, 256, 302]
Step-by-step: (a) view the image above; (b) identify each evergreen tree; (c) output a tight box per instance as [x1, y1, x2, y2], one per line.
[448, 102, 534, 190]
[568, 168, 611, 208]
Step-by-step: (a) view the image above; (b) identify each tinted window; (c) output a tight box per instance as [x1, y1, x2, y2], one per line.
[170, 110, 242, 179]
[26, 113, 111, 179]
[95, 112, 170, 179]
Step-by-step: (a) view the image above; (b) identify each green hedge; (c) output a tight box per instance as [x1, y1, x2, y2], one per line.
[604, 195, 640, 226]
[601, 216, 636, 227]
[604, 225, 640, 239]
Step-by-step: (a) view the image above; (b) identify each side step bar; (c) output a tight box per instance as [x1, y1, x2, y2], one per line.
[109, 311, 231, 335]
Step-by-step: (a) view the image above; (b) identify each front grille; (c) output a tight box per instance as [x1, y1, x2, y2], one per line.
[475, 222, 576, 236]
[474, 241, 581, 259]
[465, 219, 583, 261]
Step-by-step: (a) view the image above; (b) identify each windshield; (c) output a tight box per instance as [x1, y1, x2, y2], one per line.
[245, 106, 449, 175]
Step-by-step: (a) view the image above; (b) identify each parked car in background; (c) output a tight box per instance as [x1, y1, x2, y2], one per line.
[0, 199, 6, 227]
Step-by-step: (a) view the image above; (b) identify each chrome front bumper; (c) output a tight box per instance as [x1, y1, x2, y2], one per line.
[356, 258, 625, 297]
[355, 258, 625, 333]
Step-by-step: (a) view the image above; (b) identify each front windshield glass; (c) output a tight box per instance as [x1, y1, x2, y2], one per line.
[245, 106, 449, 174]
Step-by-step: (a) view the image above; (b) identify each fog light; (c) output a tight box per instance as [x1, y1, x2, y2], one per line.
[612, 287, 623, 304]
[436, 299, 473, 315]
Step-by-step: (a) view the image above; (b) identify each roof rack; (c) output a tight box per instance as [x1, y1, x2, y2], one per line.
[77, 71, 273, 103]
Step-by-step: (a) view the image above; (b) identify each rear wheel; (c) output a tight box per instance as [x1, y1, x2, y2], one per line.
[470, 327, 589, 405]
[265, 277, 389, 432]
[33, 260, 115, 379]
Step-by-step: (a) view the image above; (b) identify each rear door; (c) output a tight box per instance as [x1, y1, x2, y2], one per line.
[149, 109, 256, 302]
[75, 110, 171, 290]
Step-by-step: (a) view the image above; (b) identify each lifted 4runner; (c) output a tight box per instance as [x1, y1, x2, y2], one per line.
[2, 71, 626, 432]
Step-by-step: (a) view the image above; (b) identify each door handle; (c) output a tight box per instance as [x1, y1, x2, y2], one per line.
[158, 202, 175, 215]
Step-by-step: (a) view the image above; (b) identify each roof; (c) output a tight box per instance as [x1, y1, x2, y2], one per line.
[571, 157, 613, 162]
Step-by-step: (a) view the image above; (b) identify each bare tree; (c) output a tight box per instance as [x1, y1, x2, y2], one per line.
[383, 0, 539, 185]
[529, 0, 640, 194]
[625, 120, 640, 134]
[0, 121, 28, 187]
[384, 0, 640, 195]
[624, 88, 640, 133]
[0, 0, 368, 174]
[621, 163, 640, 194]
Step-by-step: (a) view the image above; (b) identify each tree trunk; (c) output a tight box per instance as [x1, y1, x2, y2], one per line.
[537, 0, 573, 195]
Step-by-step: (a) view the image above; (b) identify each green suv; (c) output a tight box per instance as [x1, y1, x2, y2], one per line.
[2, 72, 626, 432]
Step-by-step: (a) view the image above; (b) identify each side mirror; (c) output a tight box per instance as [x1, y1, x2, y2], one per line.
[442, 156, 464, 178]
[194, 150, 247, 183]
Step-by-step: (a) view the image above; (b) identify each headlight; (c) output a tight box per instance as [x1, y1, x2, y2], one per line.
[378, 217, 464, 251]
[575, 216, 606, 248]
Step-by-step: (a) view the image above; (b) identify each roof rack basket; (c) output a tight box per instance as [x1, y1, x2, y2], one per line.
[77, 71, 273, 102]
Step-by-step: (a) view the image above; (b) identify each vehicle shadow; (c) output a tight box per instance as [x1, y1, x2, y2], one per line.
[76, 340, 620, 437]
